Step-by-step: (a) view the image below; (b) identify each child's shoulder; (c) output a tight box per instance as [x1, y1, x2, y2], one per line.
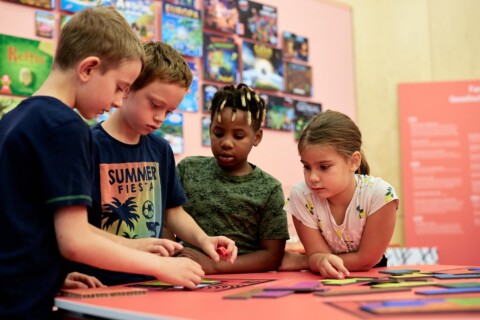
[357, 174, 393, 188]
[7, 96, 80, 126]
[179, 156, 212, 166]
[252, 165, 283, 186]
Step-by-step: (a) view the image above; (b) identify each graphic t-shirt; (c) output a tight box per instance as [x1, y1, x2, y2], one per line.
[177, 156, 290, 255]
[72, 123, 186, 285]
[285, 175, 399, 254]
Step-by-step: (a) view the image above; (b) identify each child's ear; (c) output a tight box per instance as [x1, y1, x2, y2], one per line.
[253, 129, 263, 147]
[77, 56, 101, 82]
[351, 151, 362, 172]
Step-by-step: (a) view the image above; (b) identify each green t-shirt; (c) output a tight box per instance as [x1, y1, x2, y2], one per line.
[177, 156, 290, 255]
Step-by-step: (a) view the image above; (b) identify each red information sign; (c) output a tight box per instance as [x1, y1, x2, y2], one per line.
[399, 80, 480, 265]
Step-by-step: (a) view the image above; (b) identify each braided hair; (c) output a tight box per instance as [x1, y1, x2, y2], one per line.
[209, 83, 266, 131]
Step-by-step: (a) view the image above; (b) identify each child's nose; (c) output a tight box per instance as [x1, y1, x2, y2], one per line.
[309, 171, 320, 182]
[221, 137, 233, 149]
[154, 112, 167, 123]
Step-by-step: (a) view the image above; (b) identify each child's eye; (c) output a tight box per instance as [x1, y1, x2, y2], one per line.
[234, 135, 245, 140]
[320, 165, 331, 170]
[303, 165, 311, 170]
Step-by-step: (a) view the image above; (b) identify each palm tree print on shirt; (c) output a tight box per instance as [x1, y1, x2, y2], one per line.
[102, 197, 140, 236]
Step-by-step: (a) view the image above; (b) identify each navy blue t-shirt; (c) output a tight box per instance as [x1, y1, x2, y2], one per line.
[0, 96, 92, 320]
[71, 123, 186, 285]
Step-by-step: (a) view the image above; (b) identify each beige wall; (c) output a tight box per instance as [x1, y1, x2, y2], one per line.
[335, 0, 480, 245]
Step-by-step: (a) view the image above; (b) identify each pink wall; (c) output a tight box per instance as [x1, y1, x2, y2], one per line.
[0, 0, 355, 196]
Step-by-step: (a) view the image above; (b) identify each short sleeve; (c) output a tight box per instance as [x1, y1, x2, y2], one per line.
[39, 120, 92, 209]
[285, 183, 319, 229]
[366, 179, 399, 217]
[164, 144, 186, 209]
[258, 183, 290, 240]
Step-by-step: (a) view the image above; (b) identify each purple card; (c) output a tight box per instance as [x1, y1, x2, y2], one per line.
[252, 290, 293, 298]
[264, 281, 321, 292]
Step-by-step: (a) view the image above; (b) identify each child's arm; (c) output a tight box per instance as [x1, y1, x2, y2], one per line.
[293, 216, 350, 278]
[87, 224, 183, 256]
[337, 201, 396, 270]
[164, 206, 237, 263]
[294, 201, 396, 278]
[55, 205, 205, 289]
[176, 239, 286, 274]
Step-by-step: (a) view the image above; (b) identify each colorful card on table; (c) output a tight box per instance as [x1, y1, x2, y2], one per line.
[314, 287, 411, 297]
[61, 287, 147, 299]
[389, 272, 433, 280]
[371, 281, 435, 289]
[437, 282, 480, 288]
[252, 290, 293, 298]
[223, 288, 264, 300]
[130, 278, 221, 289]
[264, 281, 322, 292]
[433, 273, 480, 280]
[321, 278, 373, 286]
[378, 269, 420, 275]
[415, 287, 480, 295]
[361, 297, 480, 314]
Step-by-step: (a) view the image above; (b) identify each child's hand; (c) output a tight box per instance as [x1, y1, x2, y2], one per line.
[156, 256, 204, 290]
[200, 236, 238, 263]
[317, 254, 350, 279]
[175, 247, 217, 274]
[63, 272, 105, 289]
[128, 238, 183, 256]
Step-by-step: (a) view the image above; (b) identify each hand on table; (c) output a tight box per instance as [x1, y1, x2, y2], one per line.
[157, 256, 205, 290]
[63, 272, 105, 289]
[316, 254, 350, 279]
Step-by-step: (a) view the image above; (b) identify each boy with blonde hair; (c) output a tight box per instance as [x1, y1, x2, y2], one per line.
[70, 41, 237, 286]
[0, 8, 203, 320]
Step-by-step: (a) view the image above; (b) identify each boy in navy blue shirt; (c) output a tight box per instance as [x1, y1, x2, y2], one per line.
[0, 8, 204, 320]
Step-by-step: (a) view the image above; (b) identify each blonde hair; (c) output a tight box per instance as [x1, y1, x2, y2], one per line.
[130, 41, 192, 92]
[298, 110, 370, 175]
[54, 7, 145, 73]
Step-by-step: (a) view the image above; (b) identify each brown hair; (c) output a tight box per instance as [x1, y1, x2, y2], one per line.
[54, 7, 144, 73]
[298, 110, 370, 175]
[129, 41, 192, 92]
[209, 83, 265, 132]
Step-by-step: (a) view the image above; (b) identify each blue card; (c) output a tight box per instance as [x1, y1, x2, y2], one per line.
[378, 269, 420, 275]
[433, 274, 480, 279]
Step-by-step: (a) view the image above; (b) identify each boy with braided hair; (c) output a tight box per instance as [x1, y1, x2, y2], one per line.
[174, 83, 290, 273]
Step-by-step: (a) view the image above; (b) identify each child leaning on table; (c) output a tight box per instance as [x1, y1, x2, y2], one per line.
[280, 110, 399, 278]
[69, 41, 237, 286]
[0, 8, 200, 320]
[172, 83, 290, 273]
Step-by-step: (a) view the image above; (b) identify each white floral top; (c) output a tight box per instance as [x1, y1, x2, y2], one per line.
[285, 175, 399, 254]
